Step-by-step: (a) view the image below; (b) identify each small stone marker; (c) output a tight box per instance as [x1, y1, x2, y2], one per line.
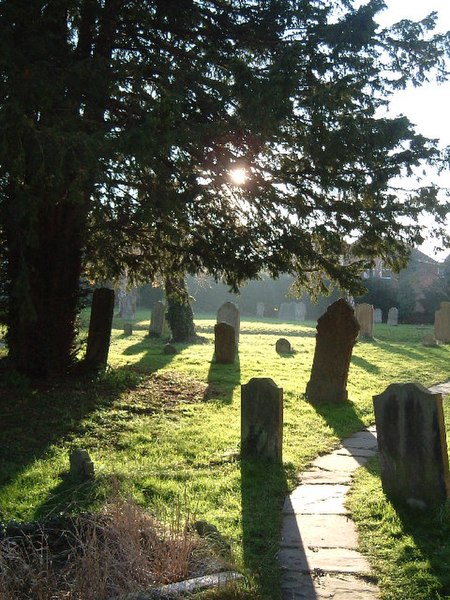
[149, 301, 166, 337]
[373, 382, 450, 509]
[256, 302, 265, 318]
[422, 333, 438, 347]
[387, 306, 398, 326]
[214, 322, 235, 364]
[241, 378, 283, 462]
[85, 287, 115, 369]
[123, 323, 133, 336]
[69, 449, 95, 481]
[355, 303, 374, 338]
[276, 338, 292, 353]
[374, 308, 382, 323]
[306, 299, 359, 404]
[217, 302, 240, 345]
[434, 301, 450, 343]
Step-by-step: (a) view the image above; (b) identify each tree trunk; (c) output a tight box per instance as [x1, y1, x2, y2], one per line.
[5, 195, 87, 378]
[165, 276, 196, 343]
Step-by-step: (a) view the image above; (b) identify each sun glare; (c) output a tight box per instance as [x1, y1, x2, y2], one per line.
[229, 167, 247, 186]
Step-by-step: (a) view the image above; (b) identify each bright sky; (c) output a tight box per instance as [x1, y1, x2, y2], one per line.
[379, 0, 450, 261]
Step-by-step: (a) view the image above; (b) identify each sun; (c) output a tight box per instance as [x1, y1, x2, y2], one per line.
[229, 167, 247, 186]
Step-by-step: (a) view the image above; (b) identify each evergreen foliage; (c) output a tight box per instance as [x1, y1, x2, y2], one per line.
[1, 0, 449, 376]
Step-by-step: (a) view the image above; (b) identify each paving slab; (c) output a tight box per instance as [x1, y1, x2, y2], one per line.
[279, 547, 371, 574]
[335, 446, 377, 458]
[311, 452, 369, 473]
[281, 514, 359, 549]
[283, 485, 349, 515]
[281, 573, 378, 600]
[300, 468, 353, 485]
[340, 431, 378, 450]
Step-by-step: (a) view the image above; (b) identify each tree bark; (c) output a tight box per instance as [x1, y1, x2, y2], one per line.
[165, 276, 196, 343]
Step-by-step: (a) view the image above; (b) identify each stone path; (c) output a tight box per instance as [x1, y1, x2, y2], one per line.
[279, 381, 450, 599]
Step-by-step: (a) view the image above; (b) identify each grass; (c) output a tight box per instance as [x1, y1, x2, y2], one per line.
[1, 310, 450, 598]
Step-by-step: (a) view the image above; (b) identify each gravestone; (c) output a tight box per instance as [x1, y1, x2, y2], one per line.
[294, 302, 306, 322]
[374, 308, 382, 324]
[256, 302, 265, 318]
[387, 307, 398, 326]
[85, 287, 115, 369]
[306, 299, 359, 404]
[241, 378, 283, 462]
[279, 302, 295, 321]
[276, 338, 292, 354]
[69, 449, 95, 481]
[355, 303, 374, 338]
[434, 302, 450, 343]
[373, 382, 450, 509]
[214, 322, 236, 364]
[149, 301, 166, 337]
[123, 323, 133, 336]
[422, 333, 438, 347]
[217, 302, 240, 345]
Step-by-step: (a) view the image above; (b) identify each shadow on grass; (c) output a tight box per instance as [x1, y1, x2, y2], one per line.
[360, 458, 450, 598]
[351, 355, 381, 374]
[312, 399, 369, 441]
[207, 353, 241, 405]
[240, 458, 317, 599]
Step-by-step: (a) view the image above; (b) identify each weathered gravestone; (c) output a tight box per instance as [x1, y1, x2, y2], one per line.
[422, 333, 438, 347]
[276, 338, 292, 354]
[355, 303, 374, 338]
[305, 299, 359, 404]
[241, 378, 283, 462]
[434, 301, 450, 343]
[149, 301, 166, 337]
[214, 322, 236, 364]
[294, 302, 306, 322]
[374, 308, 382, 324]
[279, 302, 295, 321]
[387, 307, 398, 326]
[85, 287, 115, 369]
[373, 382, 450, 509]
[217, 302, 240, 345]
[123, 323, 133, 336]
[69, 449, 95, 481]
[256, 302, 265, 318]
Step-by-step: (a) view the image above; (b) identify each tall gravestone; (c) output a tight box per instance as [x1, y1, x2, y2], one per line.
[387, 307, 398, 326]
[374, 308, 382, 324]
[256, 302, 265, 318]
[355, 303, 374, 338]
[85, 287, 115, 369]
[373, 382, 450, 509]
[241, 378, 283, 462]
[149, 301, 166, 337]
[214, 322, 236, 364]
[294, 302, 306, 322]
[305, 299, 359, 404]
[434, 302, 450, 343]
[217, 302, 240, 345]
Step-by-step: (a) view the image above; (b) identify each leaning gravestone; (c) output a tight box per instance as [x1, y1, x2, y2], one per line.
[373, 382, 450, 509]
[256, 302, 265, 318]
[276, 338, 292, 354]
[306, 299, 359, 404]
[241, 378, 283, 462]
[85, 287, 115, 369]
[434, 302, 450, 343]
[374, 308, 382, 324]
[217, 302, 240, 345]
[214, 322, 236, 364]
[387, 307, 398, 326]
[149, 301, 166, 337]
[355, 303, 374, 338]
[69, 449, 95, 481]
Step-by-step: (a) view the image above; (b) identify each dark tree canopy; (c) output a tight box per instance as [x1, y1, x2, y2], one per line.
[0, 0, 449, 377]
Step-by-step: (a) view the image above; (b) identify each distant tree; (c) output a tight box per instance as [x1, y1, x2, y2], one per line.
[356, 278, 398, 321]
[1, 1, 450, 377]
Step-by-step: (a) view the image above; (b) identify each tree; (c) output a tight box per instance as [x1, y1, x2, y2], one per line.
[1, 1, 449, 377]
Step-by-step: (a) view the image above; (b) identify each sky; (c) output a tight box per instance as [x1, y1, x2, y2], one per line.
[379, 0, 450, 260]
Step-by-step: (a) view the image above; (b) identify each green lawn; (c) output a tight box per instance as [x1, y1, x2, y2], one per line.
[0, 312, 449, 598]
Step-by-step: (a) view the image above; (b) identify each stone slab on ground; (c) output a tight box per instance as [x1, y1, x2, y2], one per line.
[300, 468, 353, 485]
[335, 446, 378, 458]
[341, 431, 378, 450]
[429, 382, 450, 396]
[279, 547, 372, 574]
[281, 514, 359, 549]
[281, 573, 378, 600]
[283, 484, 349, 515]
[311, 452, 370, 473]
